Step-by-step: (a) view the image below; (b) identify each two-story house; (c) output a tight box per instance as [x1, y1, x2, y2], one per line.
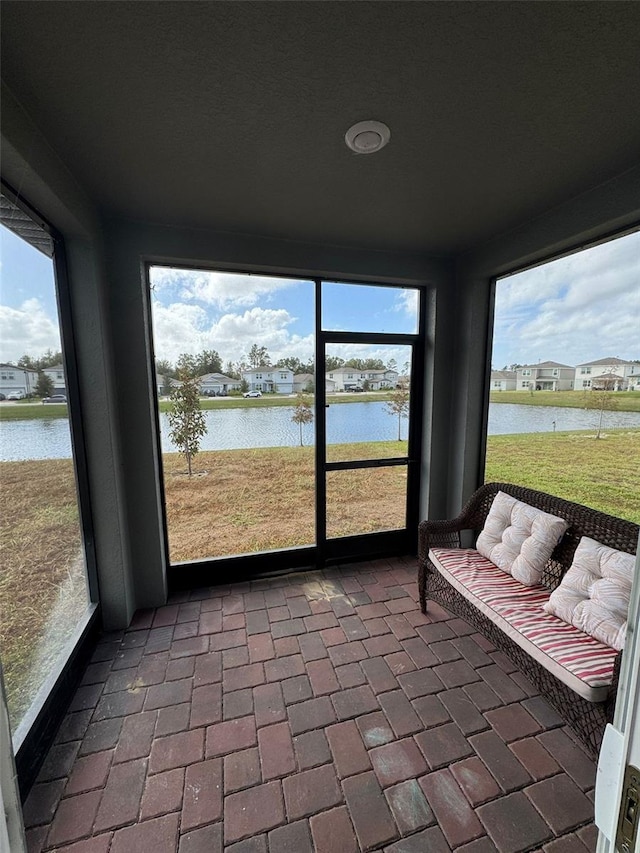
[0, 364, 38, 397]
[242, 366, 294, 394]
[43, 364, 66, 395]
[516, 361, 575, 391]
[324, 366, 399, 391]
[573, 357, 637, 391]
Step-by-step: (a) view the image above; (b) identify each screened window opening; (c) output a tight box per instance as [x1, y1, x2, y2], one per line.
[485, 229, 640, 525]
[0, 197, 95, 745]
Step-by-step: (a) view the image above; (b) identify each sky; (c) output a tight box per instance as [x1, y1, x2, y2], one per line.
[492, 229, 640, 369]
[0, 224, 61, 363]
[148, 268, 419, 369]
[1, 222, 638, 371]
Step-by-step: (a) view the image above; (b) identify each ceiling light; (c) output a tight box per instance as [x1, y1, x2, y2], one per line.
[345, 120, 391, 154]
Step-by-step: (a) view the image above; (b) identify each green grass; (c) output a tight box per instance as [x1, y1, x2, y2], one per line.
[490, 389, 640, 412]
[0, 392, 394, 420]
[0, 402, 68, 420]
[158, 391, 394, 412]
[485, 428, 640, 523]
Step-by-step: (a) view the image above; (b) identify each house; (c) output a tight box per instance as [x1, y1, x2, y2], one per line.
[627, 364, 640, 391]
[242, 366, 294, 394]
[574, 357, 638, 391]
[324, 366, 398, 391]
[293, 373, 315, 393]
[490, 370, 517, 391]
[515, 361, 575, 391]
[0, 364, 37, 397]
[42, 364, 66, 395]
[198, 372, 239, 396]
[155, 374, 182, 396]
[326, 366, 365, 391]
[363, 368, 399, 390]
[2, 2, 640, 840]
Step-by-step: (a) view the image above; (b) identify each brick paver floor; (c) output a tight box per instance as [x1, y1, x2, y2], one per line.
[22, 557, 598, 852]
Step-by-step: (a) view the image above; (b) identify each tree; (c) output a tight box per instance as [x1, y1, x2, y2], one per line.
[582, 371, 619, 439]
[161, 374, 173, 397]
[276, 356, 315, 375]
[385, 381, 410, 441]
[247, 344, 270, 368]
[167, 355, 207, 475]
[35, 370, 54, 398]
[18, 350, 63, 371]
[325, 356, 345, 372]
[344, 357, 385, 370]
[291, 394, 314, 446]
[387, 358, 397, 372]
[193, 349, 222, 376]
[155, 358, 174, 378]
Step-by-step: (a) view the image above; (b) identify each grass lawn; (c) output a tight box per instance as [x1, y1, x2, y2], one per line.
[0, 458, 89, 731]
[489, 389, 640, 412]
[1, 428, 638, 729]
[163, 441, 408, 561]
[0, 392, 394, 421]
[485, 428, 640, 523]
[4, 389, 639, 422]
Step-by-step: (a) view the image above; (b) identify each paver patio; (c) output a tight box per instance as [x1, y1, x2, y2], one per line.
[22, 557, 598, 852]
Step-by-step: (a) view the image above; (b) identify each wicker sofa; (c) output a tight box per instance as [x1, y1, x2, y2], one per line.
[418, 482, 639, 756]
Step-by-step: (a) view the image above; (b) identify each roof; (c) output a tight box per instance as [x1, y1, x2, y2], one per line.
[243, 366, 292, 375]
[520, 361, 573, 369]
[198, 373, 236, 383]
[491, 371, 516, 381]
[43, 364, 65, 371]
[591, 372, 626, 382]
[293, 373, 314, 382]
[0, 363, 37, 373]
[576, 357, 630, 367]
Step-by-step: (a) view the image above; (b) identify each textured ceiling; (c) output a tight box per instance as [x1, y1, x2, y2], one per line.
[2, 2, 640, 253]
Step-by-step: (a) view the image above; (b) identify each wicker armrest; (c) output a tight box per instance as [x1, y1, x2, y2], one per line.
[417, 519, 465, 566]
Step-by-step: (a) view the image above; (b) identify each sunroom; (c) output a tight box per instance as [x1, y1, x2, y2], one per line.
[1, 3, 639, 852]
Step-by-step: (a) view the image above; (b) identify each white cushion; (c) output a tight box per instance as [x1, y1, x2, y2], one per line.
[476, 491, 568, 586]
[544, 536, 635, 651]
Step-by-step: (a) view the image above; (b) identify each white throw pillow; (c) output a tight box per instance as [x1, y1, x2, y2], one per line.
[543, 536, 635, 651]
[476, 491, 568, 585]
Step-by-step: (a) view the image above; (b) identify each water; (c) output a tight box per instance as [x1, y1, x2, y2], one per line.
[2, 401, 640, 461]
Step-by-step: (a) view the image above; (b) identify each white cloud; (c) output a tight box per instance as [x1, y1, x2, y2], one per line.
[0, 299, 61, 363]
[151, 302, 315, 366]
[392, 288, 420, 327]
[150, 267, 301, 310]
[493, 230, 640, 367]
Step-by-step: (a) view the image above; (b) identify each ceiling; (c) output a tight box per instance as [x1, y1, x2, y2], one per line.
[2, 2, 640, 254]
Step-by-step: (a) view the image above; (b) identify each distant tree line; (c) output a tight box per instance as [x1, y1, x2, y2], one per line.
[13, 350, 63, 370]
[155, 346, 401, 380]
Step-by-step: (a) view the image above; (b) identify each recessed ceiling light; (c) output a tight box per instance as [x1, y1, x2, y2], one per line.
[345, 120, 391, 154]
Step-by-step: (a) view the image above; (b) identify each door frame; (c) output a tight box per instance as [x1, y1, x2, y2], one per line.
[148, 267, 427, 587]
[596, 534, 640, 851]
[315, 278, 426, 565]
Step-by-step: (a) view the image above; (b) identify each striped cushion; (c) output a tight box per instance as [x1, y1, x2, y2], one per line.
[430, 548, 618, 701]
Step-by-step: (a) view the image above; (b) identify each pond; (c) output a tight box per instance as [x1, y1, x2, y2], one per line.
[2, 401, 640, 461]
